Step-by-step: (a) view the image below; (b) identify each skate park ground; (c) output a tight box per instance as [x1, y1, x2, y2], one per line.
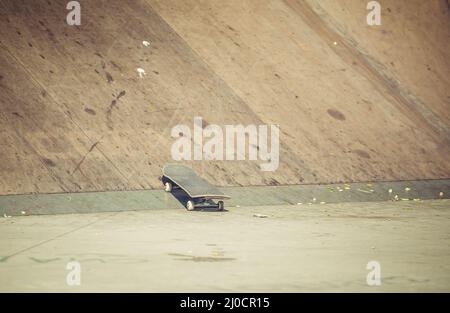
[0, 0, 449, 293]
[1, 180, 449, 292]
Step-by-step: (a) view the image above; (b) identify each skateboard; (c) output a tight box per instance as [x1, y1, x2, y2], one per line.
[162, 164, 230, 211]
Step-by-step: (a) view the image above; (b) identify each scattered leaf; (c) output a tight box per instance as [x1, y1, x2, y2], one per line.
[357, 188, 373, 193]
[137, 67, 146, 78]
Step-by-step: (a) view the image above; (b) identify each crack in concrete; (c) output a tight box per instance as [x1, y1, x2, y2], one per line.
[71, 140, 102, 175]
[0, 212, 119, 262]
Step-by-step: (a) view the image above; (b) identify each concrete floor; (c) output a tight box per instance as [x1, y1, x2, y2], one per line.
[1, 199, 449, 292]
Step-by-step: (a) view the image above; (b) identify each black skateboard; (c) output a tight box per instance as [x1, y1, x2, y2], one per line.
[162, 164, 230, 211]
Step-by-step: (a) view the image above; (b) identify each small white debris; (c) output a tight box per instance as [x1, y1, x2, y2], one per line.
[236, 205, 240, 208]
[439, 192, 444, 197]
[320, 202, 326, 204]
[394, 195, 399, 201]
[253, 213, 268, 218]
[312, 197, 317, 202]
[21, 211, 26, 215]
[388, 188, 393, 194]
[333, 41, 338, 46]
[405, 187, 411, 192]
[137, 68, 146, 78]
[297, 202, 303, 205]
[3, 214, 11, 218]
[142, 40, 151, 47]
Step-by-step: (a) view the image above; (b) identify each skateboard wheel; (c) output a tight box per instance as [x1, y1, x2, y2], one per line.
[218, 200, 224, 211]
[186, 200, 195, 211]
[164, 182, 172, 192]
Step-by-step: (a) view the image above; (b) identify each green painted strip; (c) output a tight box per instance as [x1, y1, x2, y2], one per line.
[0, 180, 448, 216]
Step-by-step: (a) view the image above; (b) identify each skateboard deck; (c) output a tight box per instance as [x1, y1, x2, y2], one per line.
[162, 164, 230, 200]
